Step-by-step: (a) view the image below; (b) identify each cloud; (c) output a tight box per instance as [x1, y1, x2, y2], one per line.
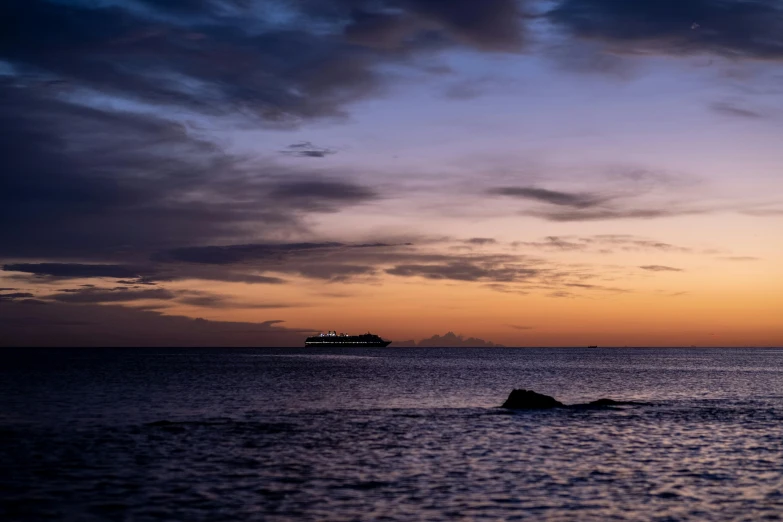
[525, 208, 701, 222]
[548, 291, 577, 299]
[146, 242, 412, 283]
[0, 84, 278, 259]
[490, 187, 608, 208]
[416, 331, 503, 347]
[516, 235, 694, 254]
[0, 78, 388, 266]
[1, 0, 531, 125]
[267, 179, 379, 211]
[153, 242, 422, 283]
[508, 324, 535, 330]
[43, 286, 298, 309]
[1, 261, 291, 288]
[591, 235, 693, 253]
[116, 279, 159, 286]
[156, 240, 624, 296]
[293, 264, 376, 282]
[489, 186, 693, 222]
[548, 0, 783, 62]
[386, 262, 538, 283]
[743, 208, 783, 216]
[175, 290, 296, 309]
[0, 292, 35, 301]
[48, 288, 176, 303]
[0, 0, 529, 273]
[486, 168, 711, 223]
[0, 300, 313, 347]
[344, 0, 530, 52]
[711, 101, 766, 119]
[464, 237, 497, 245]
[3, 263, 151, 279]
[640, 265, 684, 272]
[483, 283, 530, 295]
[281, 142, 337, 158]
[157, 242, 388, 265]
[718, 256, 759, 262]
[515, 236, 587, 251]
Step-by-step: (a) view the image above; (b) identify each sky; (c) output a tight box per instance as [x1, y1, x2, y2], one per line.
[1, 0, 782, 347]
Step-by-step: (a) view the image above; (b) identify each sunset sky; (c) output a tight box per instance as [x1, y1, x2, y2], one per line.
[1, 0, 782, 346]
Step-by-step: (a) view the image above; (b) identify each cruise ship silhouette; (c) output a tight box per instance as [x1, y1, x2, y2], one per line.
[305, 331, 392, 347]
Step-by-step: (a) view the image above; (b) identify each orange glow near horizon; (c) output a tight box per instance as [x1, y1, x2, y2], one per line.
[149, 247, 783, 347]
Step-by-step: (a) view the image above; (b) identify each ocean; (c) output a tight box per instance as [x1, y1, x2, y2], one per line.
[1, 347, 782, 521]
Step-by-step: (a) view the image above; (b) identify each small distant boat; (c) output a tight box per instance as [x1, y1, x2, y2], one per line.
[587, 345, 598, 348]
[305, 331, 392, 347]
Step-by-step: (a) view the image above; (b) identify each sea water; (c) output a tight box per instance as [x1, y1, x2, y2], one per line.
[1, 347, 782, 521]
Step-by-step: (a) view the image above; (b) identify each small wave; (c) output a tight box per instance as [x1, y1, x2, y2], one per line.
[144, 419, 297, 435]
[241, 354, 379, 360]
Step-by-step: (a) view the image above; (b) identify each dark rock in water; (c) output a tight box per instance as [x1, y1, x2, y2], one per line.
[569, 398, 650, 409]
[588, 398, 621, 407]
[502, 389, 564, 409]
[502, 390, 648, 410]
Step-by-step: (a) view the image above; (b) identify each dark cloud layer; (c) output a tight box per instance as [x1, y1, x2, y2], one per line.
[158, 242, 390, 265]
[1, 0, 530, 124]
[549, 0, 783, 60]
[0, 0, 530, 270]
[152, 240, 625, 293]
[268, 180, 378, 211]
[0, 301, 312, 347]
[0, 292, 35, 301]
[0, 77, 384, 263]
[3, 263, 151, 279]
[49, 288, 176, 304]
[0, 0, 540, 284]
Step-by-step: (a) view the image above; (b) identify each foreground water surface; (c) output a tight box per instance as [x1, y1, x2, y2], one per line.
[1, 347, 782, 521]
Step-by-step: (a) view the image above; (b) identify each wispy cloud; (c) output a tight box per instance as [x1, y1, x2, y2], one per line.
[488, 182, 708, 222]
[718, 256, 759, 262]
[280, 142, 336, 158]
[490, 187, 608, 208]
[387, 262, 538, 283]
[516, 235, 693, 254]
[526, 208, 702, 222]
[175, 290, 298, 309]
[464, 237, 497, 245]
[711, 101, 767, 120]
[640, 265, 684, 272]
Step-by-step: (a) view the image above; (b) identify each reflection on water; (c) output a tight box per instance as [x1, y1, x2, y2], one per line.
[1, 348, 782, 520]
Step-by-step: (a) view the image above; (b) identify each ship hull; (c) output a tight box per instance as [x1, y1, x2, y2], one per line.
[305, 341, 392, 347]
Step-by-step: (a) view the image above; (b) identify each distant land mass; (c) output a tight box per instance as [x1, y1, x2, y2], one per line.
[394, 332, 503, 348]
